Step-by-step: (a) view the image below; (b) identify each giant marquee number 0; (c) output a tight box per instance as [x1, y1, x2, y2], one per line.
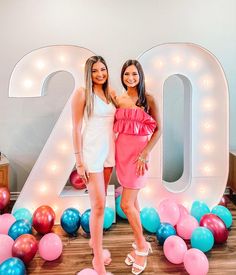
[10, 44, 228, 222]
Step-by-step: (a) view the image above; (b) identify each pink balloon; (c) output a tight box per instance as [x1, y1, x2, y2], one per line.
[0, 213, 16, 234]
[163, 235, 188, 264]
[184, 248, 209, 275]
[115, 186, 123, 198]
[39, 233, 63, 261]
[76, 269, 98, 275]
[0, 234, 14, 264]
[177, 204, 189, 223]
[158, 199, 180, 226]
[176, 215, 199, 240]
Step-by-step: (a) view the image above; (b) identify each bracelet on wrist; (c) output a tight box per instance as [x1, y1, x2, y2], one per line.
[138, 156, 149, 163]
[74, 151, 81, 155]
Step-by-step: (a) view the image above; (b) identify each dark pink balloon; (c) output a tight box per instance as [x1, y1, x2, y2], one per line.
[0, 187, 10, 210]
[12, 234, 38, 264]
[69, 170, 86, 190]
[33, 205, 55, 234]
[200, 213, 228, 244]
[218, 195, 229, 207]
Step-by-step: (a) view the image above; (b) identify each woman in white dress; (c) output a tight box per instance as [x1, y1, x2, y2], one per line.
[71, 56, 116, 275]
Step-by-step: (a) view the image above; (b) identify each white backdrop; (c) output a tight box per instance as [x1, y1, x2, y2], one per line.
[0, 0, 235, 191]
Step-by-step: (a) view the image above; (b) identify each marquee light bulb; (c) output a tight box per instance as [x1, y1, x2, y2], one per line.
[23, 79, 33, 88]
[173, 55, 181, 64]
[36, 60, 45, 70]
[50, 163, 58, 173]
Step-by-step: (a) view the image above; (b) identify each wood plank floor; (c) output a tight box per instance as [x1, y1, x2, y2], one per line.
[21, 199, 236, 274]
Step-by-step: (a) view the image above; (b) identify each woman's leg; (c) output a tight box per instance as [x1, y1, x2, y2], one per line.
[86, 172, 106, 275]
[121, 188, 148, 272]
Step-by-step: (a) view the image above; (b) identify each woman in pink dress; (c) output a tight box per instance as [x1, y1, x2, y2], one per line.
[113, 60, 161, 275]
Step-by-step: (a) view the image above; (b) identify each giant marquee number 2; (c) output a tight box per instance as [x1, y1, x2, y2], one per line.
[10, 44, 228, 222]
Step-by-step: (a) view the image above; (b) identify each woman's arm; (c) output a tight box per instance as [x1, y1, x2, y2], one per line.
[137, 94, 162, 175]
[143, 94, 162, 155]
[71, 87, 89, 181]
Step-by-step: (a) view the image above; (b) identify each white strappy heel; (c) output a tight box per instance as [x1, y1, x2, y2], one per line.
[124, 242, 137, 266]
[131, 242, 153, 275]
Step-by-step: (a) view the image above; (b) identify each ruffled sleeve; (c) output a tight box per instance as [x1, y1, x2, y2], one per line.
[113, 108, 157, 136]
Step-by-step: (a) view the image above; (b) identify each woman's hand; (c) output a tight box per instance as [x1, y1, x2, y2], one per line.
[134, 151, 149, 176]
[76, 163, 89, 183]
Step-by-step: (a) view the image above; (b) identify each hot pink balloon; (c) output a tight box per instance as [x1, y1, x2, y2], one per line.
[163, 235, 188, 264]
[184, 248, 209, 275]
[76, 269, 98, 275]
[39, 233, 63, 261]
[176, 215, 199, 240]
[158, 199, 180, 226]
[0, 213, 16, 234]
[0, 234, 14, 264]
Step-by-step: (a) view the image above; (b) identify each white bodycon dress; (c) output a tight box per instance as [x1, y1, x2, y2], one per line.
[82, 94, 116, 173]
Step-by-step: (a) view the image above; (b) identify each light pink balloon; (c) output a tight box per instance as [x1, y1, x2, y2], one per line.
[39, 233, 63, 261]
[0, 234, 14, 264]
[184, 248, 209, 275]
[163, 235, 188, 264]
[0, 213, 16, 235]
[115, 186, 123, 198]
[77, 269, 98, 275]
[177, 204, 189, 223]
[176, 215, 199, 240]
[158, 199, 180, 226]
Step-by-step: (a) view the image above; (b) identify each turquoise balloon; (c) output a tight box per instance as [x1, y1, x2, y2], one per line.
[115, 196, 127, 219]
[191, 226, 214, 252]
[8, 219, 32, 240]
[81, 209, 91, 233]
[156, 222, 176, 245]
[190, 200, 210, 222]
[13, 208, 32, 224]
[61, 208, 81, 235]
[211, 205, 232, 228]
[103, 207, 115, 230]
[0, 257, 26, 275]
[140, 207, 160, 233]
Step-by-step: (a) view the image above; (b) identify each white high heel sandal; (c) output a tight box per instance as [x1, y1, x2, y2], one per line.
[124, 242, 137, 266]
[131, 242, 153, 275]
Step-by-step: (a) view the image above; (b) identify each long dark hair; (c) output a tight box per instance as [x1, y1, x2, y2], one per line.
[121, 59, 148, 112]
[84, 56, 110, 117]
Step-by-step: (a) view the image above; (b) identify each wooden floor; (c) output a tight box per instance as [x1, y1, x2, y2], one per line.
[20, 198, 236, 274]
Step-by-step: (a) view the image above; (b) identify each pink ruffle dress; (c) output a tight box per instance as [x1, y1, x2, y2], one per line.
[114, 108, 157, 189]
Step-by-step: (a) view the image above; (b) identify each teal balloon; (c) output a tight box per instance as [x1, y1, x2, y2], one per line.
[0, 257, 26, 275]
[211, 205, 232, 228]
[8, 219, 32, 240]
[140, 207, 160, 233]
[156, 222, 176, 245]
[81, 209, 91, 233]
[61, 208, 81, 235]
[13, 208, 32, 224]
[191, 226, 214, 252]
[190, 200, 210, 222]
[103, 207, 115, 230]
[115, 196, 127, 219]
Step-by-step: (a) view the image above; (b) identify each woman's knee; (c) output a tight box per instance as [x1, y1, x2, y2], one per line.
[121, 199, 132, 214]
[91, 199, 105, 215]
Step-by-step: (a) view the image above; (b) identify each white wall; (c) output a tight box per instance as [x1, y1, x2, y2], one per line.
[0, 0, 235, 191]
